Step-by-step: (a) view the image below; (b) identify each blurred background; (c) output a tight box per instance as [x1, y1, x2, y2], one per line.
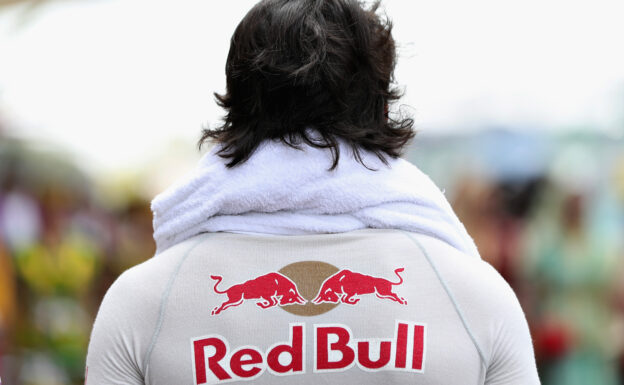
[0, 0, 623, 384]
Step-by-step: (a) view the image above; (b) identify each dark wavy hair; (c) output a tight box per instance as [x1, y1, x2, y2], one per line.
[199, 0, 415, 171]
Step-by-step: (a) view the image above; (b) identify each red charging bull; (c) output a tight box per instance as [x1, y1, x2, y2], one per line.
[211, 272, 306, 315]
[312, 267, 407, 305]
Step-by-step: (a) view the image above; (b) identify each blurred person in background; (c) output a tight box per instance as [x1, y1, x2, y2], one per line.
[0, 133, 152, 384]
[85, 0, 539, 384]
[615, 156, 624, 382]
[522, 171, 622, 385]
[0, 231, 17, 378]
[0, 170, 18, 345]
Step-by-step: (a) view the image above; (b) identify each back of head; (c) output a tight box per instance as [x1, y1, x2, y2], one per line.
[200, 0, 415, 170]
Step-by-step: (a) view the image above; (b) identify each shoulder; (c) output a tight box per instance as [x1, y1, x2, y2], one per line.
[406, 232, 540, 383]
[403, 233, 536, 366]
[403, 232, 522, 314]
[86, 234, 212, 382]
[92, 234, 212, 342]
[437, 246, 522, 321]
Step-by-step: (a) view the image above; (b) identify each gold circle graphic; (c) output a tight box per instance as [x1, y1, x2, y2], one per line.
[278, 261, 340, 316]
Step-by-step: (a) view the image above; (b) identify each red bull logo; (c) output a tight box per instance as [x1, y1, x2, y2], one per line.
[211, 272, 306, 315]
[211, 266, 407, 315]
[312, 267, 407, 305]
[191, 320, 426, 384]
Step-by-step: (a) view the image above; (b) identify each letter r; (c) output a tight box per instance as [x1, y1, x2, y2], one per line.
[193, 337, 231, 384]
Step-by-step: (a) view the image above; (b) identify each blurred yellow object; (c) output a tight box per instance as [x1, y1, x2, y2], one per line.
[15, 233, 99, 296]
[0, 240, 17, 329]
[613, 155, 624, 201]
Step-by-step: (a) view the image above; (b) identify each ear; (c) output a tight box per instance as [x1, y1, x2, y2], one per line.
[384, 103, 389, 122]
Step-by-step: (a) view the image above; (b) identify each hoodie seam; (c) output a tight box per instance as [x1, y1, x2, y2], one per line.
[142, 233, 213, 377]
[400, 230, 488, 370]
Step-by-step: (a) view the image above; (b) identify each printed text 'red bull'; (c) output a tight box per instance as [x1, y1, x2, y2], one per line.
[191, 320, 426, 384]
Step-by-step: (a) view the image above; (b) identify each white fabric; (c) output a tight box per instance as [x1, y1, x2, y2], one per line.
[85, 229, 541, 385]
[151, 129, 480, 258]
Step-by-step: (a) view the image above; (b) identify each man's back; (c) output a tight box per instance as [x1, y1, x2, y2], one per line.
[86, 228, 539, 384]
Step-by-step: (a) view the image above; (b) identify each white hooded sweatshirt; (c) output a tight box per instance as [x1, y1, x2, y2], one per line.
[85, 132, 540, 385]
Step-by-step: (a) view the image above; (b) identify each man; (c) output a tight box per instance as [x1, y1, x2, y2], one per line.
[86, 0, 540, 384]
